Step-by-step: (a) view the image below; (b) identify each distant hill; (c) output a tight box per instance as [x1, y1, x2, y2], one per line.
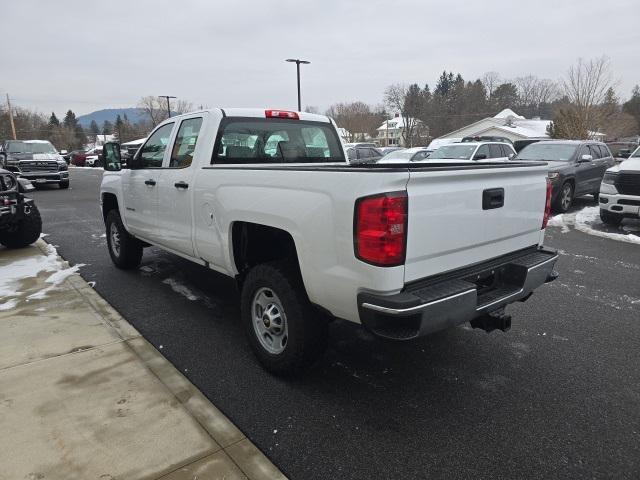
[77, 108, 147, 127]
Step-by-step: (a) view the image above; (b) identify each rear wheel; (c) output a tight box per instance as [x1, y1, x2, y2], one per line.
[105, 209, 143, 269]
[0, 203, 42, 248]
[241, 260, 328, 375]
[554, 182, 574, 213]
[599, 209, 623, 226]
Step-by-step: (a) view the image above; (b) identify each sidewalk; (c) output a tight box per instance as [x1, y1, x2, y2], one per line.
[0, 240, 286, 480]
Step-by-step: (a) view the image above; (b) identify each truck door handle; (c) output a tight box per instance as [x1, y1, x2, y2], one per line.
[144, 179, 156, 186]
[483, 188, 504, 210]
[174, 181, 189, 189]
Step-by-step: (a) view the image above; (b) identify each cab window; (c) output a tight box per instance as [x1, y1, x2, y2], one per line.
[169, 118, 203, 168]
[474, 145, 490, 159]
[139, 123, 174, 168]
[489, 144, 503, 158]
[588, 145, 602, 159]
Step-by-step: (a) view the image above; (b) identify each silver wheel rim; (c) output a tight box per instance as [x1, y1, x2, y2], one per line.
[110, 222, 121, 257]
[561, 185, 572, 210]
[252, 287, 288, 354]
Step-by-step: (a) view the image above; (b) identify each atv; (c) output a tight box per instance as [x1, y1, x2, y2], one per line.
[0, 168, 42, 248]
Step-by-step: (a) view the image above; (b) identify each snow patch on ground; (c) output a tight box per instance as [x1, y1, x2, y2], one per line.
[0, 299, 19, 311]
[162, 278, 200, 301]
[574, 207, 640, 244]
[69, 166, 104, 170]
[0, 242, 83, 309]
[548, 206, 640, 244]
[547, 214, 570, 233]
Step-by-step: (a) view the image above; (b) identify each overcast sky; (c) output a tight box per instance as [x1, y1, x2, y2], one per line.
[3, 0, 639, 117]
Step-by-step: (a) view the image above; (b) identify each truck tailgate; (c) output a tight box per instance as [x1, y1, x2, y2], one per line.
[404, 164, 547, 283]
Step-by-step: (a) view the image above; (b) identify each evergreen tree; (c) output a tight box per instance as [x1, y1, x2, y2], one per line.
[622, 85, 640, 132]
[63, 110, 77, 128]
[74, 124, 87, 149]
[102, 120, 113, 135]
[114, 115, 124, 141]
[491, 83, 519, 112]
[89, 120, 100, 136]
[49, 112, 60, 127]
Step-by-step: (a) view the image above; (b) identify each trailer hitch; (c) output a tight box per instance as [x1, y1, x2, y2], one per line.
[470, 308, 512, 333]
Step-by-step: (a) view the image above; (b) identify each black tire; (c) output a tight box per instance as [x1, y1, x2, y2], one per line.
[241, 260, 328, 375]
[592, 191, 599, 202]
[105, 209, 143, 269]
[599, 209, 623, 226]
[553, 182, 574, 213]
[0, 202, 42, 248]
[59, 180, 69, 189]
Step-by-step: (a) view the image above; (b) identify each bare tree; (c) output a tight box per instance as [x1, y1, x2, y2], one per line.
[384, 83, 420, 147]
[514, 75, 559, 117]
[137, 96, 194, 127]
[562, 56, 616, 133]
[482, 72, 501, 101]
[325, 101, 384, 141]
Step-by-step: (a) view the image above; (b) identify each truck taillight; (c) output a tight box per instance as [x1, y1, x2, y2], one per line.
[542, 179, 552, 229]
[354, 192, 407, 267]
[265, 109, 299, 119]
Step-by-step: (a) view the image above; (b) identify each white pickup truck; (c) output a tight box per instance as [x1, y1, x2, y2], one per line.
[100, 108, 558, 374]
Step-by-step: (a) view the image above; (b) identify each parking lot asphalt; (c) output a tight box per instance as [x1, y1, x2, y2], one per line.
[30, 168, 640, 480]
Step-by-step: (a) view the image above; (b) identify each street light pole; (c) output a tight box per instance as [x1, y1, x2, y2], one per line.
[159, 95, 176, 118]
[285, 59, 310, 111]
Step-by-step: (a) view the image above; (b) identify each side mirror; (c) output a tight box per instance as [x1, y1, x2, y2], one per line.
[59, 150, 68, 155]
[508, 153, 515, 160]
[474, 153, 487, 160]
[103, 142, 122, 171]
[579, 154, 593, 162]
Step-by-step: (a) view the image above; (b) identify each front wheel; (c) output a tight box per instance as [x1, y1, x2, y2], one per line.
[241, 261, 328, 375]
[59, 180, 69, 189]
[0, 202, 42, 248]
[599, 209, 623, 226]
[105, 210, 143, 269]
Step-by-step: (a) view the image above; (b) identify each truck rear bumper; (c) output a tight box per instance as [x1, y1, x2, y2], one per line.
[358, 247, 558, 340]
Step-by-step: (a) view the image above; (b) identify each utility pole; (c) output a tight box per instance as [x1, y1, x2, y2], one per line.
[6, 94, 17, 140]
[159, 95, 176, 118]
[285, 59, 310, 111]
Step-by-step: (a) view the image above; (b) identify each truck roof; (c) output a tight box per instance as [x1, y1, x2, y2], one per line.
[170, 108, 331, 123]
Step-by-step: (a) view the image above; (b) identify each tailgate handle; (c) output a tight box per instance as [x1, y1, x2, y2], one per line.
[483, 188, 504, 210]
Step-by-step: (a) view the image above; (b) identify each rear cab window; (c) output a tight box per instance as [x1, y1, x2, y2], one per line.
[212, 118, 345, 164]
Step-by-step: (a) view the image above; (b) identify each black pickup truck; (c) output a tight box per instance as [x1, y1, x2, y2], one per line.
[0, 140, 70, 189]
[0, 168, 42, 248]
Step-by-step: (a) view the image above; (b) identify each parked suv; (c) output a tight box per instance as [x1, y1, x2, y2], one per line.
[599, 146, 640, 225]
[514, 140, 615, 212]
[0, 140, 70, 188]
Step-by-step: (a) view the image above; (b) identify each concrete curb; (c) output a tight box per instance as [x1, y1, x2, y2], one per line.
[34, 239, 287, 480]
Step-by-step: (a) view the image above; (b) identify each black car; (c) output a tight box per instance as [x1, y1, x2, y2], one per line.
[0, 168, 42, 248]
[514, 140, 615, 212]
[0, 140, 70, 188]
